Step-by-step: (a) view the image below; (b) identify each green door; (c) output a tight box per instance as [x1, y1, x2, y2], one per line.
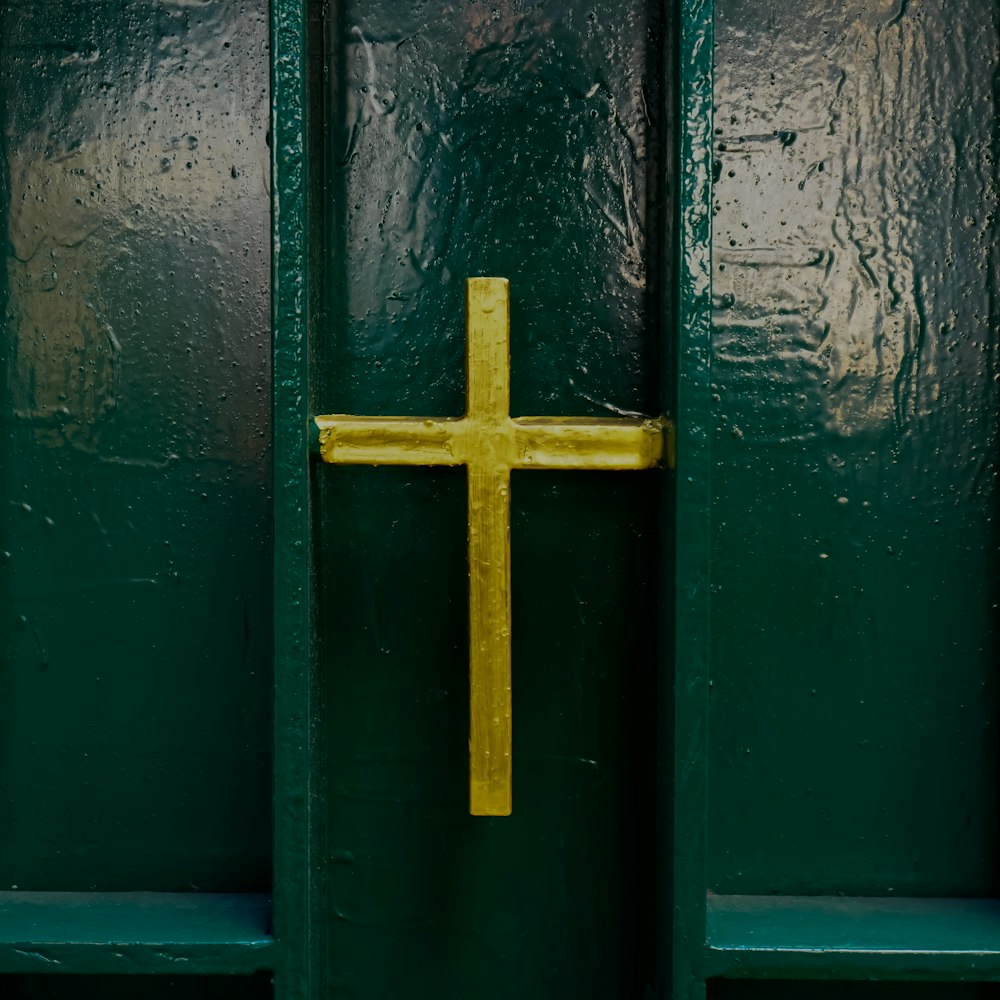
[5, 0, 1000, 996]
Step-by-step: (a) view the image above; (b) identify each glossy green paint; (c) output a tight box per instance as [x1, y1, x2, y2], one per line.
[1, 0, 272, 892]
[5, 0, 993, 994]
[675, 0, 1000, 995]
[313, 1, 667, 995]
[708, 896, 1000, 981]
[0, 892, 272, 975]
[707, 0, 1000, 897]
[1, 0, 275, 990]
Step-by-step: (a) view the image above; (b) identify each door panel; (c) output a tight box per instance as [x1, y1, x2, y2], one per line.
[673, 0, 1000, 995]
[708, 0, 1000, 898]
[316, 1, 668, 995]
[0, 0, 272, 892]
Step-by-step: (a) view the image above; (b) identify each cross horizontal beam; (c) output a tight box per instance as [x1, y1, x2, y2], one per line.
[314, 413, 669, 470]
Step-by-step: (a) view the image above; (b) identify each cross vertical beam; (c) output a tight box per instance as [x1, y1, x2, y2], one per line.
[466, 277, 510, 423]
[465, 278, 513, 815]
[467, 465, 512, 816]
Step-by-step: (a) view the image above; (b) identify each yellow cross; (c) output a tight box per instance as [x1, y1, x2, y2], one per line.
[315, 278, 667, 816]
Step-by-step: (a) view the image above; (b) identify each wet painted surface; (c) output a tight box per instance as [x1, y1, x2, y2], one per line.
[706, 895, 1000, 980]
[316, 277, 665, 817]
[671, 0, 714, 994]
[316, 1, 665, 995]
[708, 0, 1000, 895]
[0, 0, 272, 889]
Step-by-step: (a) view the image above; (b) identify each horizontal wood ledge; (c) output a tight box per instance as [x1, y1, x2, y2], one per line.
[0, 891, 273, 975]
[707, 894, 1000, 982]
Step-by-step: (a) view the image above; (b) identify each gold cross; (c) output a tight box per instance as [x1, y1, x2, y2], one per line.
[315, 278, 667, 816]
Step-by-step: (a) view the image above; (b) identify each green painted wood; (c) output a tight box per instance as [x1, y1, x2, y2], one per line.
[708, 896, 1000, 981]
[0, 892, 272, 975]
[707, 0, 1000, 900]
[683, 0, 1000, 995]
[0, 0, 272, 893]
[271, 0, 322, 995]
[312, 1, 669, 996]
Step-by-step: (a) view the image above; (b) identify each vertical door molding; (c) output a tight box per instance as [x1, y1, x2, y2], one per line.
[672, 0, 715, 997]
[272, 0, 321, 996]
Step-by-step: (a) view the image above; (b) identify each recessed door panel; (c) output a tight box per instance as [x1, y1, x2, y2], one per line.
[0, 0, 272, 892]
[316, 2, 668, 995]
[708, 0, 1000, 898]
